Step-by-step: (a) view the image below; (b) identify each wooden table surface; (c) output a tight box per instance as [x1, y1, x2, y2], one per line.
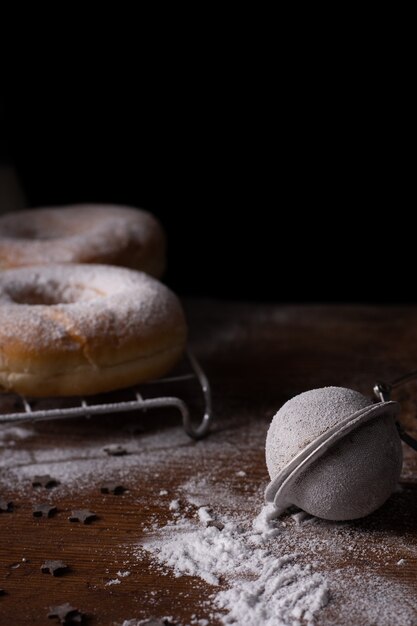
[1, 301, 417, 625]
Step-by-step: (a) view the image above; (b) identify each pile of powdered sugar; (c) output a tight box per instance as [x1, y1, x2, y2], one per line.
[140, 504, 329, 625]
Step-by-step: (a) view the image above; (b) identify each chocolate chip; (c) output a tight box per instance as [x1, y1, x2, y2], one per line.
[32, 475, 59, 489]
[100, 483, 125, 495]
[207, 519, 225, 531]
[0, 498, 13, 512]
[68, 510, 97, 524]
[41, 560, 69, 576]
[103, 444, 127, 456]
[48, 602, 83, 624]
[0, 588, 6, 596]
[33, 504, 57, 518]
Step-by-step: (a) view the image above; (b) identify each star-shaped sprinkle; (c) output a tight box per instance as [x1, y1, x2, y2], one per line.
[0, 498, 13, 512]
[48, 602, 83, 624]
[32, 475, 59, 489]
[207, 519, 225, 531]
[41, 560, 69, 576]
[33, 504, 57, 518]
[100, 482, 125, 495]
[68, 510, 97, 524]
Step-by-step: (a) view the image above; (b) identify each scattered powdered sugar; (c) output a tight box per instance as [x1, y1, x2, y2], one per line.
[251, 502, 282, 540]
[0, 417, 190, 493]
[141, 503, 329, 624]
[105, 570, 132, 587]
[215, 557, 328, 626]
[118, 619, 175, 626]
[326, 572, 417, 626]
[138, 471, 417, 626]
[291, 511, 309, 526]
[197, 506, 213, 525]
[1, 411, 417, 625]
[0, 425, 35, 447]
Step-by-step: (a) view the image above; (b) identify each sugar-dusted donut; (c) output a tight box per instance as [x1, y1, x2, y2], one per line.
[0, 204, 165, 277]
[0, 264, 187, 397]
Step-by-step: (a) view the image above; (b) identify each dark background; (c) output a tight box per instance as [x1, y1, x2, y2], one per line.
[1, 90, 411, 302]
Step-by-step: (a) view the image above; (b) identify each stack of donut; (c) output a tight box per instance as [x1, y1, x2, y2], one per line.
[0, 205, 187, 397]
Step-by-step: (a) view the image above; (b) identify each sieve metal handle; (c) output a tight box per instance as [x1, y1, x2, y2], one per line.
[374, 375, 417, 451]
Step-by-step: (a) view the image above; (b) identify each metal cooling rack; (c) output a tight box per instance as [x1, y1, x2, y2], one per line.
[0, 349, 212, 440]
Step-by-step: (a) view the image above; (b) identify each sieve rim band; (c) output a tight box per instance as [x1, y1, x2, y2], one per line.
[264, 400, 400, 515]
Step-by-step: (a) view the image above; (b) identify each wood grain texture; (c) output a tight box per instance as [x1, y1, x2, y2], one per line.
[1, 301, 417, 625]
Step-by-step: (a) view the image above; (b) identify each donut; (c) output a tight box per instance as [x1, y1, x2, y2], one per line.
[0, 204, 165, 277]
[0, 264, 187, 397]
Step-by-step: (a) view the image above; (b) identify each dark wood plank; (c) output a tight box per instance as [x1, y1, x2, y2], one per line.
[1, 302, 417, 625]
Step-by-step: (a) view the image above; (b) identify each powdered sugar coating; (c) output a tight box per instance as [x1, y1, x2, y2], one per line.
[0, 264, 181, 351]
[0, 204, 165, 277]
[0, 264, 186, 395]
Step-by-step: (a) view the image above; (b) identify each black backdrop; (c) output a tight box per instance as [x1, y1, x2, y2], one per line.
[2, 92, 410, 302]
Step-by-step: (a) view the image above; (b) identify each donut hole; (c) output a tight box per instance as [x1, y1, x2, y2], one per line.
[7, 281, 106, 305]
